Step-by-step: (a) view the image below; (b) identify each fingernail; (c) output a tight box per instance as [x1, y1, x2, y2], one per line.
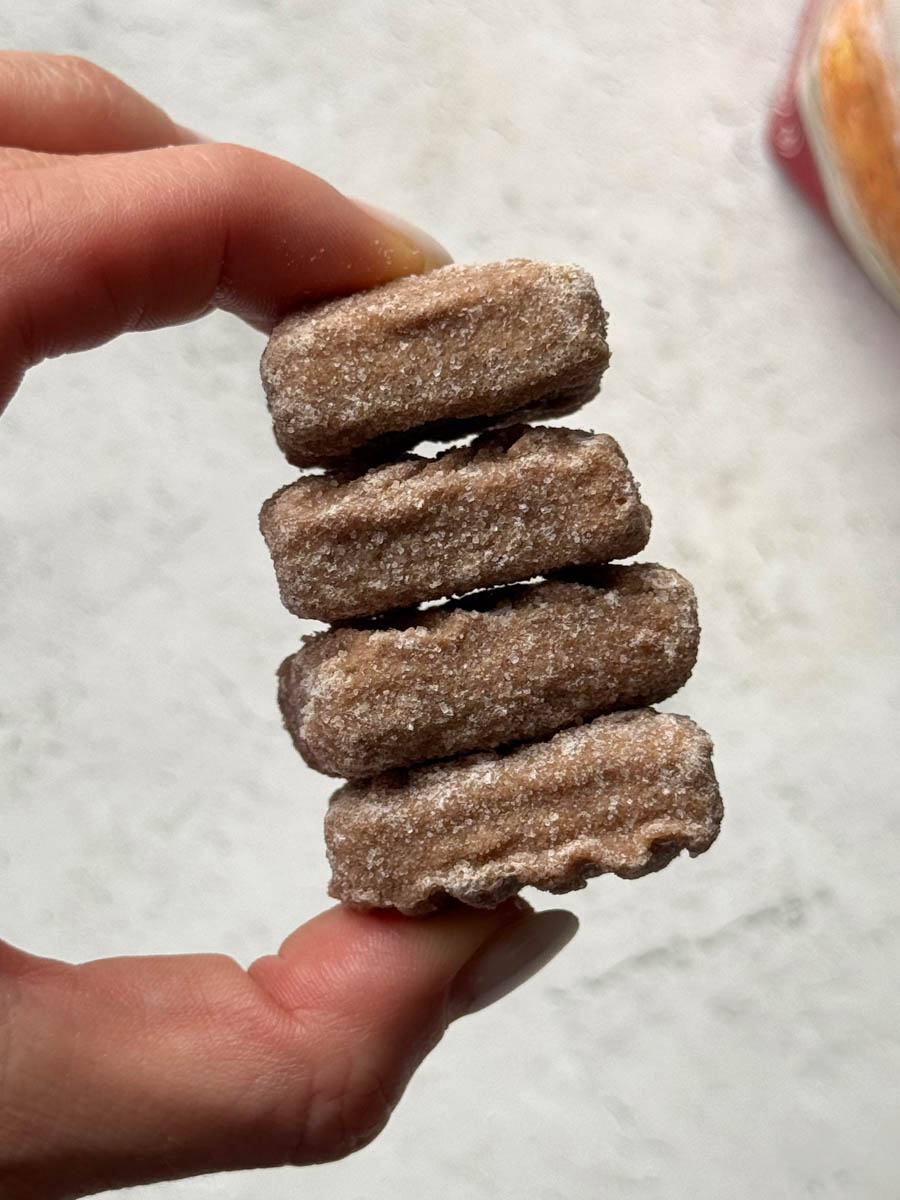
[350, 199, 453, 272]
[449, 909, 578, 1017]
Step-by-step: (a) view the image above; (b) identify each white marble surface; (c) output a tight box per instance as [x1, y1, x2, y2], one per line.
[2, 2, 899, 1197]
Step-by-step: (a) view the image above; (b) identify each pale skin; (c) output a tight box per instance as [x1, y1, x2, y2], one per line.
[0, 52, 578, 1198]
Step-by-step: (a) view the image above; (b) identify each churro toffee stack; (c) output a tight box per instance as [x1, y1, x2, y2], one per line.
[259, 260, 722, 915]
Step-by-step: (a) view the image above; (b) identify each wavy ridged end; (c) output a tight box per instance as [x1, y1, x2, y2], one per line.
[325, 709, 722, 915]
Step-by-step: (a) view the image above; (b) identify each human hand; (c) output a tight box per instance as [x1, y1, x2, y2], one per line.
[0, 52, 578, 1198]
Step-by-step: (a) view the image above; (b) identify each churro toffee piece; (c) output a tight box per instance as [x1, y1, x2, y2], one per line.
[261, 259, 610, 467]
[279, 564, 699, 778]
[325, 709, 722, 915]
[259, 425, 651, 623]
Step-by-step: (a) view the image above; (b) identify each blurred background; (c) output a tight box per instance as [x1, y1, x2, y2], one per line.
[2, 1, 899, 1197]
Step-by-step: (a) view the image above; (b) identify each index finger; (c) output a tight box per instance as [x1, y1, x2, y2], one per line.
[0, 142, 450, 409]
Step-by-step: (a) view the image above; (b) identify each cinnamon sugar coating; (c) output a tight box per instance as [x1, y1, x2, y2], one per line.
[279, 564, 698, 778]
[325, 709, 722, 915]
[259, 425, 651, 622]
[262, 259, 610, 467]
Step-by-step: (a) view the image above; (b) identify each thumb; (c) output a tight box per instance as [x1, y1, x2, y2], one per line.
[0, 902, 576, 1197]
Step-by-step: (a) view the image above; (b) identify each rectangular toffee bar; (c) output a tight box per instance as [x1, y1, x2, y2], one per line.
[259, 425, 651, 622]
[325, 709, 722, 915]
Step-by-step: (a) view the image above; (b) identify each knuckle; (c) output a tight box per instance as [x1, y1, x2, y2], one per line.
[289, 1053, 395, 1165]
[49, 54, 127, 124]
[190, 964, 398, 1168]
[187, 955, 274, 1044]
[51, 53, 112, 91]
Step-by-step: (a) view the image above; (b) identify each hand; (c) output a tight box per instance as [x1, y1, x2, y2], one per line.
[0, 53, 578, 1197]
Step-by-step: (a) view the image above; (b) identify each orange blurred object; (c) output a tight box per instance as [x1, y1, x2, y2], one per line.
[771, 0, 900, 310]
